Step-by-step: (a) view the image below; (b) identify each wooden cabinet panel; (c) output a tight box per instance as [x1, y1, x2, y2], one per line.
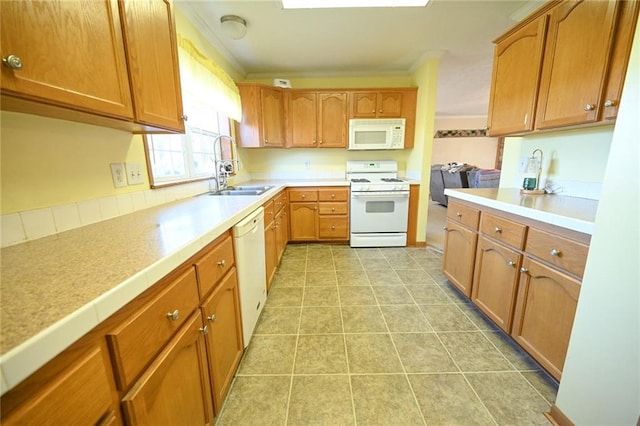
[236, 84, 285, 148]
[318, 216, 348, 239]
[265, 218, 277, 291]
[487, 16, 547, 136]
[2, 346, 116, 426]
[0, 0, 134, 119]
[512, 258, 581, 380]
[472, 237, 522, 332]
[525, 227, 589, 278]
[317, 92, 348, 147]
[289, 202, 318, 241]
[443, 219, 478, 297]
[377, 92, 403, 117]
[350, 91, 403, 118]
[319, 202, 348, 215]
[289, 189, 318, 202]
[261, 87, 285, 147]
[274, 191, 288, 213]
[120, 0, 184, 132]
[535, 0, 619, 129]
[446, 200, 480, 230]
[480, 212, 527, 250]
[318, 187, 349, 202]
[107, 267, 200, 390]
[194, 233, 235, 299]
[201, 268, 243, 413]
[275, 207, 288, 260]
[288, 91, 317, 147]
[122, 311, 213, 425]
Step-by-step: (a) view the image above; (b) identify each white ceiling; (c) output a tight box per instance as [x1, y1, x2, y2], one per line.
[176, 0, 542, 117]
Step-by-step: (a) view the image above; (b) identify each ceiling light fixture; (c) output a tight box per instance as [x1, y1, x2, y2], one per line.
[220, 15, 247, 40]
[282, 0, 429, 8]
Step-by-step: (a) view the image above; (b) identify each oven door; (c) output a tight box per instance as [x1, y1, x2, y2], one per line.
[350, 191, 409, 233]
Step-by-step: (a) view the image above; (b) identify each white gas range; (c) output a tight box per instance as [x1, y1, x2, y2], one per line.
[346, 160, 410, 247]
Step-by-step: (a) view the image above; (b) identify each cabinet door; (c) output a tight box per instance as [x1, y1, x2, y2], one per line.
[318, 216, 349, 240]
[377, 92, 403, 117]
[275, 208, 288, 261]
[122, 311, 214, 425]
[289, 202, 318, 241]
[120, 0, 184, 132]
[511, 258, 581, 380]
[265, 220, 277, 291]
[471, 237, 522, 332]
[351, 92, 378, 118]
[535, 0, 619, 129]
[443, 220, 477, 297]
[317, 92, 348, 147]
[487, 16, 547, 136]
[201, 268, 243, 413]
[261, 87, 285, 147]
[288, 91, 317, 147]
[2, 346, 117, 426]
[0, 0, 133, 119]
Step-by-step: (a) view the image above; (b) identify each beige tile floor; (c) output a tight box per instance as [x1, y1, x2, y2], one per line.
[216, 244, 558, 425]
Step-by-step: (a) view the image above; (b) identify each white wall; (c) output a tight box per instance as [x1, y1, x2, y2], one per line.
[554, 18, 640, 425]
[432, 116, 499, 169]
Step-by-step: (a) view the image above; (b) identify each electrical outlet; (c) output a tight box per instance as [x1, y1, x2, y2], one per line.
[304, 160, 311, 169]
[110, 163, 127, 188]
[125, 162, 145, 185]
[518, 157, 528, 173]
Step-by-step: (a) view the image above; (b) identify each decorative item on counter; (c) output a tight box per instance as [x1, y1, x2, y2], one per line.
[521, 148, 545, 195]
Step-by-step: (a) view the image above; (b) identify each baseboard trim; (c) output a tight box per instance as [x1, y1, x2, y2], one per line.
[545, 404, 574, 426]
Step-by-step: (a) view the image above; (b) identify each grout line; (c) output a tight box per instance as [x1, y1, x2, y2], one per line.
[335, 262, 358, 426]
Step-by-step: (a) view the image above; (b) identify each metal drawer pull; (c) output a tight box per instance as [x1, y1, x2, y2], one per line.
[507, 260, 516, 267]
[550, 249, 561, 257]
[217, 259, 226, 267]
[199, 325, 209, 335]
[302, 194, 306, 198]
[520, 267, 528, 273]
[584, 104, 595, 111]
[331, 193, 336, 198]
[443, 226, 448, 231]
[604, 100, 616, 107]
[166, 310, 180, 321]
[456, 212, 462, 217]
[2, 55, 23, 70]
[331, 207, 336, 211]
[494, 227, 502, 233]
[207, 314, 217, 323]
[331, 225, 336, 229]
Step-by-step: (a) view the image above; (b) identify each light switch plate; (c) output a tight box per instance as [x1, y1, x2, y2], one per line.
[125, 163, 145, 185]
[110, 163, 127, 188]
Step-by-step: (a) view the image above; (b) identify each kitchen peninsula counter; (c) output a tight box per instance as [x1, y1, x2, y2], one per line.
[444, 188, 598, 235]
[0, 179, 348, 394]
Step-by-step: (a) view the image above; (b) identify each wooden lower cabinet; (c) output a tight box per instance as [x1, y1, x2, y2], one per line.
[471, 236, 522, 332]
[275, 206, 288, 258]
[512, 257, 581, 380]
[201, 267, 243, 413]
[2, 344, 119, 426]
[122, 311, 213, 425]
[288, 187, 349, 242]
[443, 219, 477, 297]
[289, 201, 319, 241]
[265, 215, 277, 290]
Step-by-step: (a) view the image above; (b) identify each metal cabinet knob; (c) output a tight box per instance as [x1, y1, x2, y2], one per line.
[312, 140, 316, 145]
[379, 109, 383, 113]
[319, 141, 324, 144]
[181, 115, 188, 121]
[584, 104, 596, 111]
[331, 207, 336, 211]
[199, 325, 209, 335]
[302, 194, 306, 198]
[550, 249, 561, 257]
[207, 314, 217, 323]
[331, 225, 336, 229]
[520, 267, 528, 273]
[604, 100, 616, 107]
[456, 212, 462, 217]
[507, 260, 516, 267]
[494, 227, 502, 233]
[331, 193, 336, 198]
[217, 259, 226, 267]
[2, 55, 23, 70]
[166, 309, 180, 321]
[442, 226, 448, 231]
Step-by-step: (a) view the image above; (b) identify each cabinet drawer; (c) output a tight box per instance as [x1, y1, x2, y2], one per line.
[107, 267, 200, 390]
[525, 228, 589, 278]
[480, 213, 527, 250]
[195, 233, 235, 298]
[288, 189, 318, 202]
[319, 202, 348, 215]
[263, 200, 275, 226]
[446, 200, 480, 230]
[318, 187, 349, 202]
[274, 191, 288, 213]
[319, 216, 349, 239]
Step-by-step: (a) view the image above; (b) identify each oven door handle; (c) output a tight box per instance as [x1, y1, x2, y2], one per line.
[351, 192, 410, 198]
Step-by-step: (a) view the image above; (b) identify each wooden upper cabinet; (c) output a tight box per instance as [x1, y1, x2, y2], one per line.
[535, 0, 619, 130]
[288, 91, 317, 147]
[120, 0, 185, 133]
[236, 84, 285, 147]
[261, 87, 285, 147]
[317, 92, 348, 147]
[0, 0, 134, 119]
[287, 91, 347, 148]
[351, 91, 403, 118]
[487, 16, 547, 136]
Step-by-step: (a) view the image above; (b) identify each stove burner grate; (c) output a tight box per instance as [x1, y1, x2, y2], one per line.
[350, 178, 370, 183]
[381, 178, 404, 183]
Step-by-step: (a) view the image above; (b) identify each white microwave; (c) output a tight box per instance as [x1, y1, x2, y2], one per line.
[348, 118, 406, 150]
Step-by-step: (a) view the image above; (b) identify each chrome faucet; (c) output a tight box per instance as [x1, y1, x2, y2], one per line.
[212, 135, 239, 191]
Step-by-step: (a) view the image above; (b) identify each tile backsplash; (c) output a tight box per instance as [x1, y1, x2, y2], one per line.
[0, 180, 211, 248]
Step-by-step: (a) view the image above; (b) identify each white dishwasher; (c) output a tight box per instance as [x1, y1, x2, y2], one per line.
[233, 207, 267, 347]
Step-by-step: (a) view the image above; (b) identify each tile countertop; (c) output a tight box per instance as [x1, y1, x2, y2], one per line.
[0, 179, 349, 395]
[444, 188, 599, 235]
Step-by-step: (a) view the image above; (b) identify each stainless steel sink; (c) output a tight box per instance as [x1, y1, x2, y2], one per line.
[207, 185, 274, 196]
